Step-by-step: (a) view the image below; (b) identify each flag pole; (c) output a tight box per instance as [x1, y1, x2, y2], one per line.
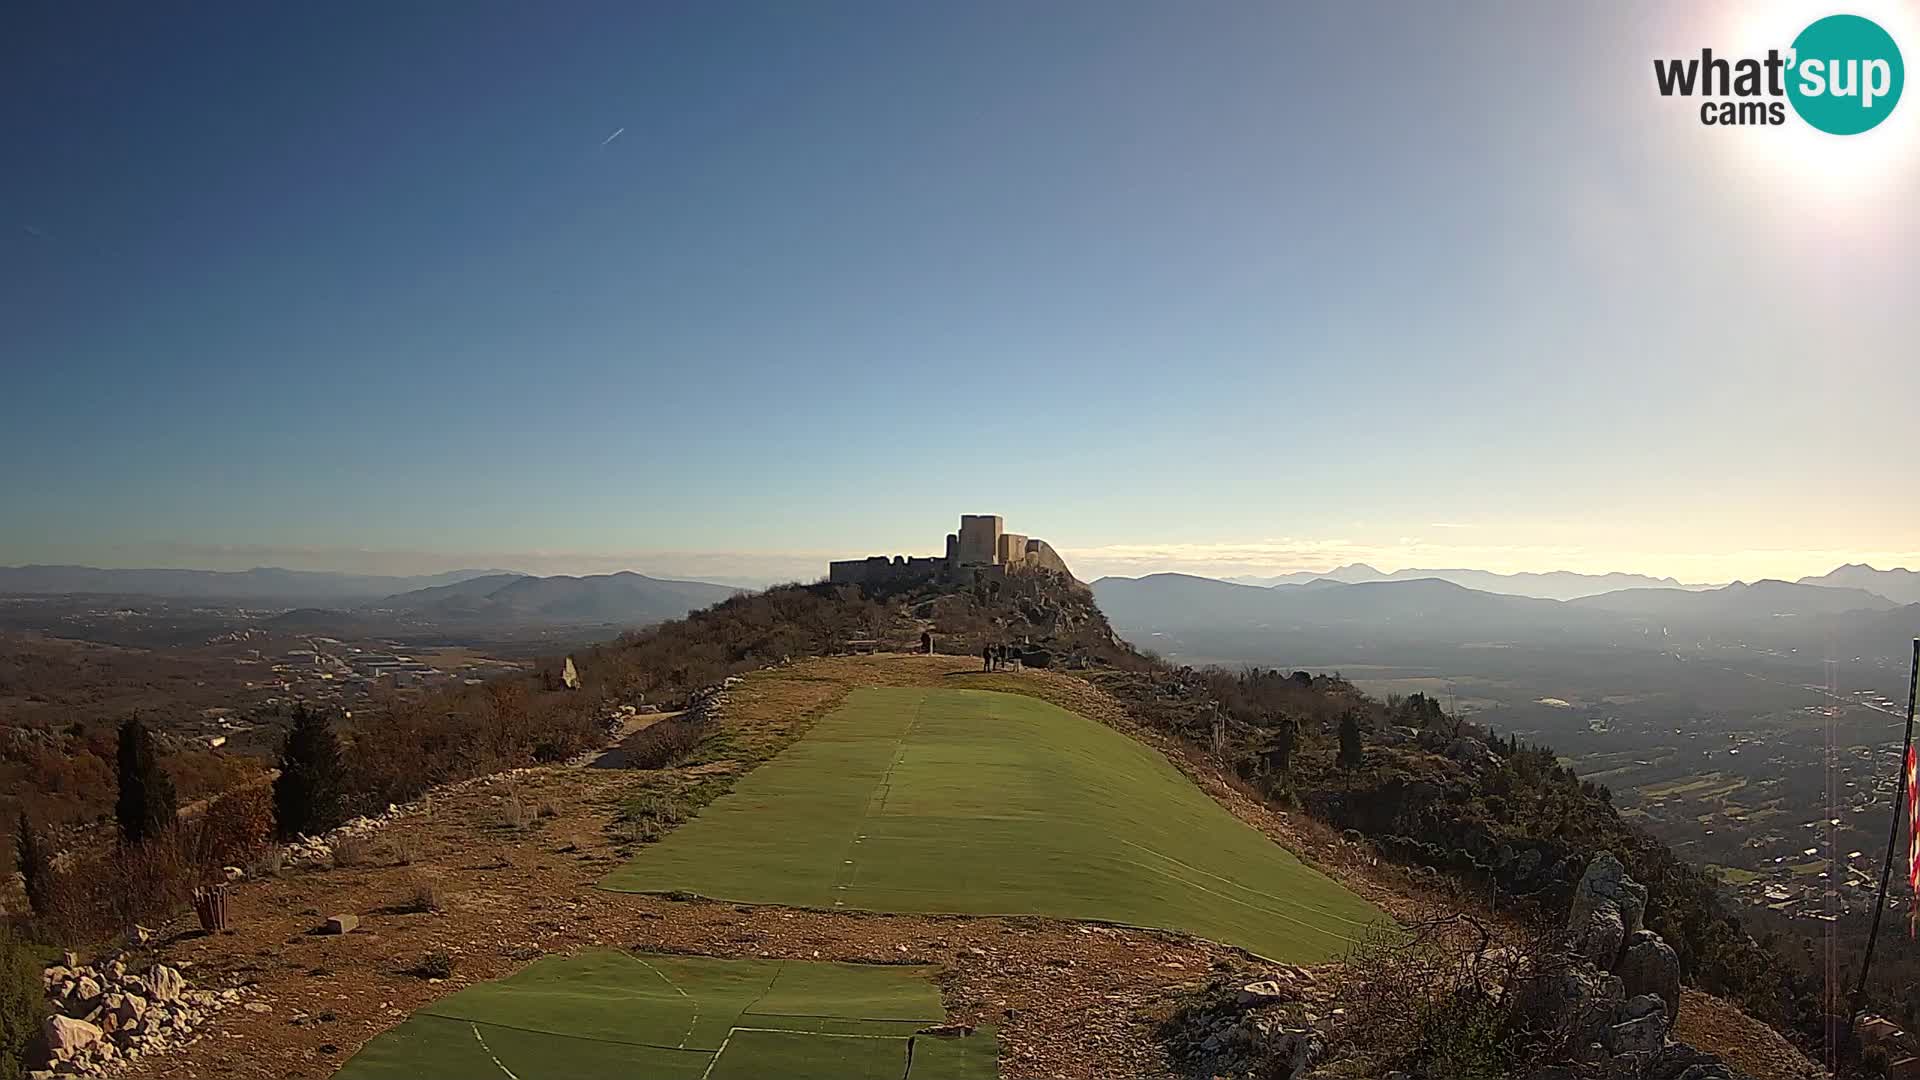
[1849, 638, 1920, 1036]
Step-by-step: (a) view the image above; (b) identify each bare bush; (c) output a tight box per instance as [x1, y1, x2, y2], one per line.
[404, 878, 441, 914]
[34, 827, 208, 943]
[618, 715, 715, 770]
[1327, 914, 1571, 1079]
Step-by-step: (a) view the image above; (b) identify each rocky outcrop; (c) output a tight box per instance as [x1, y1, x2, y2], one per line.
[1567, 851, 1647, 969]
[1617, 930, 1682, 1023]
[1525, 853, 1742, 1079]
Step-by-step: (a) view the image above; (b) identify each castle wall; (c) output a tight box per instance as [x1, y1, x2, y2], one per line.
[1022, 539, 1071, 576]
[829, 515, 1075, 587]
[996, 532, 1029, 565]
[956, 514, 1003, 566]
[828, 555, 946, 588]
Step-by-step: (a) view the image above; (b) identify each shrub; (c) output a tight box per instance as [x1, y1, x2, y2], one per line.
[0, 928, 40, 1080]
[35, 826, 205, 943]
[275, 705, 347, 839]
[192, 783, 274, 869]
[248, 844, 286, 879]
[619, 715, 716, 770]
[115, 717, 178, 844]
[412, 950, 455, 979]
[404, 879, 442, 914]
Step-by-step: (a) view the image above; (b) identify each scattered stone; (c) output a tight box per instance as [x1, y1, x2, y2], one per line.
[148, 965, 185, 1004]
[1235, 980, 1292, 1007]
[44, 1015, 103, 1060]
[322, 914, 359, 935]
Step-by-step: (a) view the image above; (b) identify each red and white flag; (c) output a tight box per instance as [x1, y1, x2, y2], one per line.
[1907, 746, 1918, 935]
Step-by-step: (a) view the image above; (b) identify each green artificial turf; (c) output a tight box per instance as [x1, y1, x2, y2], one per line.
[331, 950, 995, 1080]
[602, 686, 1389, 961]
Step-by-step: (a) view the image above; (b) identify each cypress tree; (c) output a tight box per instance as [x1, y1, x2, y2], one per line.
[12, 811, 50, 918]
[274, 704, 347, 839]
[115, 716, 177, 844]
[1337, 710, 1364, 769]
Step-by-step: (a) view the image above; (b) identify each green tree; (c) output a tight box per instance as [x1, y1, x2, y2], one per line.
[0, 928, 39, 1080]
[275, 704, 347, 839]
[12, 811, 50, 918]
[115, 716, 177, 845]
[1338, 710, 1364, 769]
[1262, 716, 1299, 776]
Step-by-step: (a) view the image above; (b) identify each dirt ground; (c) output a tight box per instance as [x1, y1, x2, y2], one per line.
[107, 653, 1820, 1080]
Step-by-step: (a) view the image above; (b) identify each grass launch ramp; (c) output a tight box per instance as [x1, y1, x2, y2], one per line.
[602, 686, 1388, 961]
[332, 950, 996, 1080]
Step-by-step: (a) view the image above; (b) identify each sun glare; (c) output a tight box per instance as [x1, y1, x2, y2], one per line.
[1719, 0, 1920, 197]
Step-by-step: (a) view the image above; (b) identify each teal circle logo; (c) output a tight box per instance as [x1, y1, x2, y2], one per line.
[1787, 14, 1904, 134]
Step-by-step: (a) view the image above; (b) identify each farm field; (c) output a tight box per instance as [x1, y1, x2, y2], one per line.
[332, 950, 995, 1080]
[602, 686, 1389, 961]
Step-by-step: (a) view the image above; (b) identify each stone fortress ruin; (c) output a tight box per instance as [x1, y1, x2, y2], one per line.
[829, 514, 1074, 589]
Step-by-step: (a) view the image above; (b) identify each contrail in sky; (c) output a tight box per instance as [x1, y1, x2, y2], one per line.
[599, 127, 625, 147]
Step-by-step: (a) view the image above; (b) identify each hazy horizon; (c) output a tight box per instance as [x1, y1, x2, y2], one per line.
[6, 1, 1916, 587]
[3, 537, 1916, 590]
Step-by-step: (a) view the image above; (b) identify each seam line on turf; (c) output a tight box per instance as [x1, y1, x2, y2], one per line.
[419, 1014, 708, 1054]
[632, 955, 701, 1049]
[470, 1023, 522, 1080]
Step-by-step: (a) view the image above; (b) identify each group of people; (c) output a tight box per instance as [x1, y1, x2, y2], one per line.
[981, 643, 1018, 671]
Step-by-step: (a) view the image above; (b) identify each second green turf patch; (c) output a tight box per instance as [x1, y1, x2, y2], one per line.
[332, 951, 992, 1079]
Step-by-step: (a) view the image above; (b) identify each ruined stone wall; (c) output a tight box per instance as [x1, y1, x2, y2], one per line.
[1021, 539, 1073, 577]
[828, 555, 945, 588]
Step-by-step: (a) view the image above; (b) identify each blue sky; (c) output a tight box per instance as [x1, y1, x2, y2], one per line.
[4, 1, 1917, 584]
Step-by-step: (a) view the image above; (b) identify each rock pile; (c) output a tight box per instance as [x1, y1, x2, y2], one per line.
[1160, 967, 1336, 1080]
[282, 801, 407, 866]
[683, 681, 733, 724]
[36, 954, 246, 1077]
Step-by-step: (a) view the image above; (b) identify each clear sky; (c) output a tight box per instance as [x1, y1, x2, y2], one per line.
[4, 1, 1917, 585]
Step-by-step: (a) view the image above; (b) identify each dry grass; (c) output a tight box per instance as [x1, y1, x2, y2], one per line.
[500, 789, 529, 830]
[330, 834, 373, 868]
[403, 878, 441, 914]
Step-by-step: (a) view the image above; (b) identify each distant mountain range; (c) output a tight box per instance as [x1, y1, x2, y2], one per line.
[370, 571, 740, 624]
[0, 565, 517, 604]
[1566, 579, 1898, 618]
[0, 564, 742, 625]
[1092, 572, 1913, 657]
[1796, 564, 1920, 606]
[1222, 563, 1697, 601]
